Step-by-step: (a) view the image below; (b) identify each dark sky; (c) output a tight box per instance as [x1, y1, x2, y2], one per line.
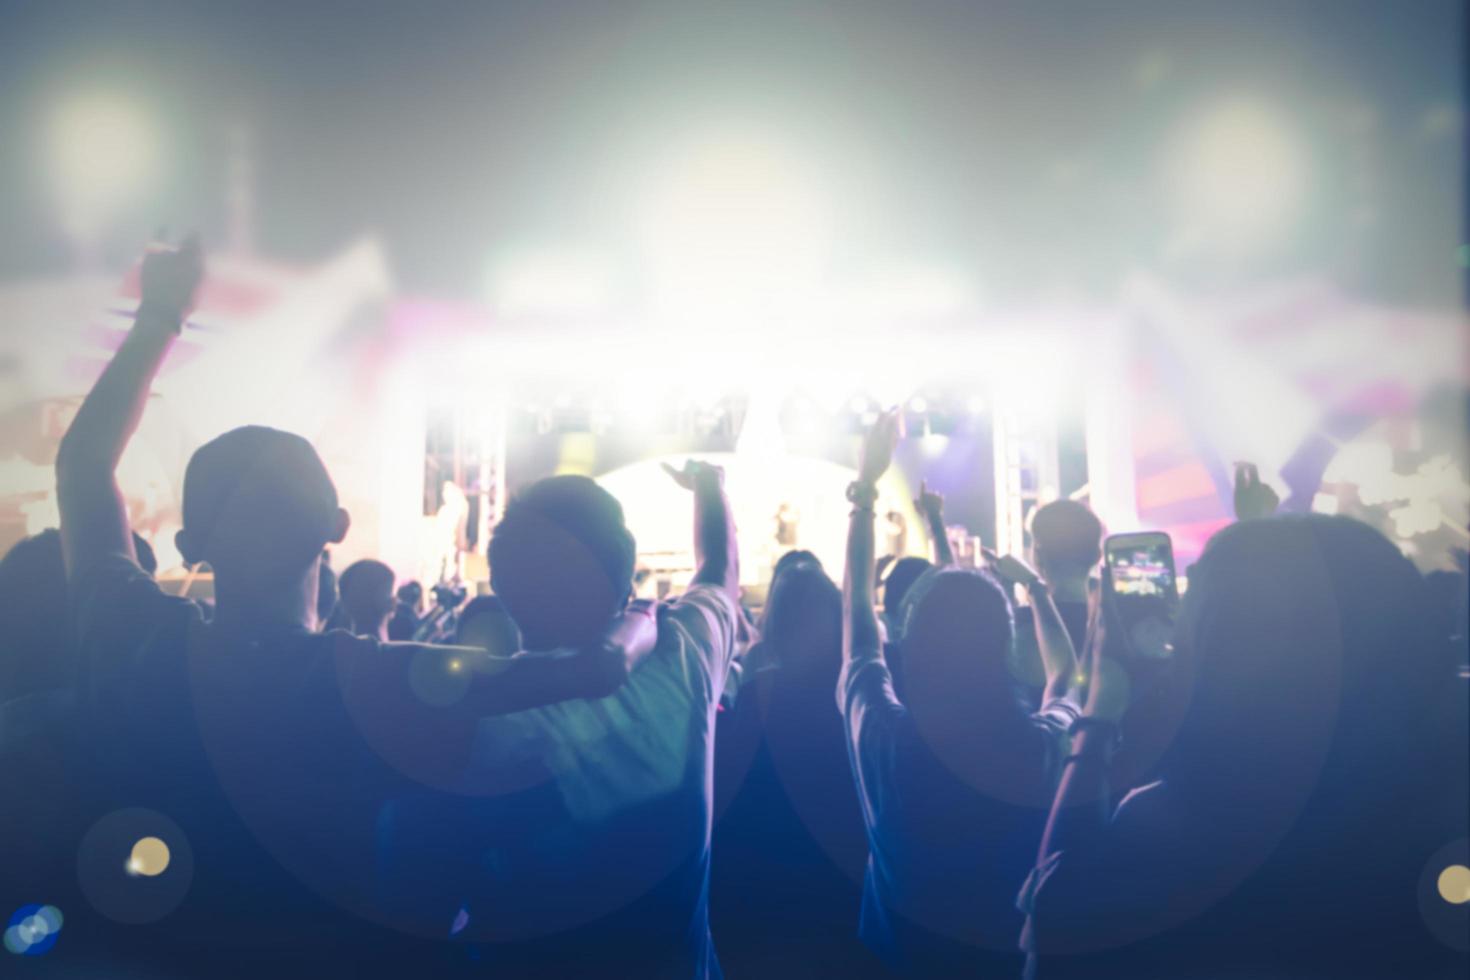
[0, 0, 1462, 303]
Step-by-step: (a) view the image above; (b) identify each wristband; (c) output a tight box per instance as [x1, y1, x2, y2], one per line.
[846, 480, 879, 512]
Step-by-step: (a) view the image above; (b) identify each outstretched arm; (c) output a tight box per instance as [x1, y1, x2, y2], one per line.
[57, 238, 203, 578]
[915, 480, 955, 566]
[845, 410, 900, 665]
[458, 599, 661, 713]
[663, 460, 739, 599]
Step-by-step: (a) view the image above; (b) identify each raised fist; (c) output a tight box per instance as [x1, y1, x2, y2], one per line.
[138, 233, 204, 328]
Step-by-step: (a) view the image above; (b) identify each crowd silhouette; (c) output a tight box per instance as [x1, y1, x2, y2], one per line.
[0, 237, 1466, 978]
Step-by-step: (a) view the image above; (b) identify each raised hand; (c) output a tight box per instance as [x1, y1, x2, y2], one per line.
[137, 232, 204, 328]
[58, 233, 202, 577]
[858, 408, 901, 485]
[664, 459, 738, 595]
[915, 480, 944, 520]
[1233, 462, 1280, 521]
[982, 547, 1042, 589]
[662, 459, 724, 491]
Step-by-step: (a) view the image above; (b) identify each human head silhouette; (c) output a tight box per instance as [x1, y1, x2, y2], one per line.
[1029, 499, 1103, 589]
[174, 426, 349, 594]
[338, 559, 396, 638]
[759, 557, 841, 675]
[488, 475, 636, 650]
[1169, 514, 1441, 803]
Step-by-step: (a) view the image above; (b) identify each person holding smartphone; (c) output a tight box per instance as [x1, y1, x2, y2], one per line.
[1021, 515, 1464, 978]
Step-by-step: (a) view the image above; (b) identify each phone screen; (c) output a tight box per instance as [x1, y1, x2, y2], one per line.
[1105, 533, 1177, 601]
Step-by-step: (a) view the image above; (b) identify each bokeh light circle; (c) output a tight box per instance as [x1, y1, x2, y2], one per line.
[1419, 839, 1470, 951]
[1437, 864, 1470, 906]
[4, 904, 63, 957]
[128, 836, 171, 877]
[77, 809, 193, 925]
[408, 646, 472, 707]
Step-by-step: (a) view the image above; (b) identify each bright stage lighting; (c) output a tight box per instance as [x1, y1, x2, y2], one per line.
[488, 248, 614, 317]
[1163, 96, 1308, 256]
[848, 265, 976, 320]
[635, 131, 831, 322]
[47, 93, 160, 243]
[597, 450, 921, 590]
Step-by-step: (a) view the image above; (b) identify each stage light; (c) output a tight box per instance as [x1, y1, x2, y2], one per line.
[635, 131, 830, 323]
[908, 396, 928, 413]
[1163, 96, 1308, 256]
[47, 93, 160, 244]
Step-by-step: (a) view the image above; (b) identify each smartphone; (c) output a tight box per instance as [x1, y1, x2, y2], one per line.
[1104, 531, 1178, 658]
[1105, 531, 1178, 604]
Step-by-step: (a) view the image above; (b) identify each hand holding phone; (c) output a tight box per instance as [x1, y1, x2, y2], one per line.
[982, 547, 1042, 589]
[1103, 532, 1178, 661]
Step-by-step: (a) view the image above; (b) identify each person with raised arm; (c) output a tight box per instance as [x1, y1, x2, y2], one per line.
[419, 458, 742, 978]
[53, 236, 658, 973]
[913, 480, 956, 567]
[1021, 515, 1464, 978]
[840, 410, 1081, 976]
